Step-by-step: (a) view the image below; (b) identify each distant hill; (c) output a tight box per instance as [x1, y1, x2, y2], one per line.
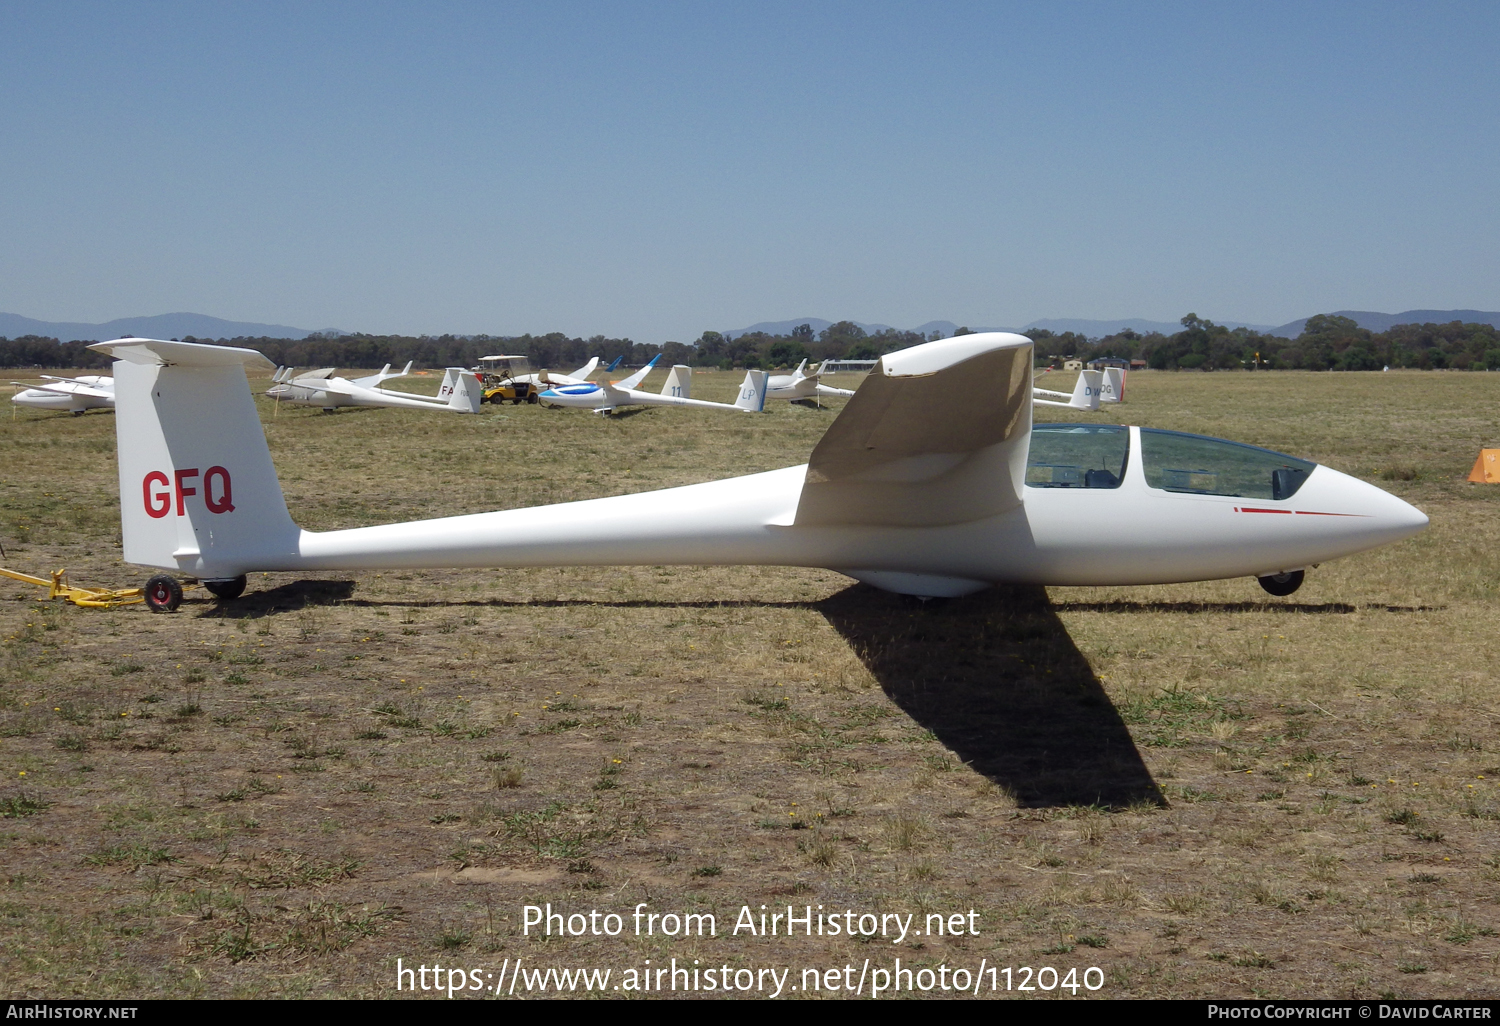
[0, 312, 329, 342]
[1272, 310, 1500, 337]
[725, 316, 1267, 340]
[725, 318, 887, 339]
[1021, 317, 1277, 336]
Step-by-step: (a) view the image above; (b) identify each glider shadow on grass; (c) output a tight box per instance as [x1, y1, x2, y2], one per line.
[818, 583, 1164, 810]
[196, 575, 1159, 808]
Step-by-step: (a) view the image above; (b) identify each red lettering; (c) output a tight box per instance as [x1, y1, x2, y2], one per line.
[174, 468, 199, 516]
[143, 472, 171, 518]
[204, 466, 234, 513]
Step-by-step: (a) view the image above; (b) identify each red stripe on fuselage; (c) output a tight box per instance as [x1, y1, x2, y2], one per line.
[1235, 507, 1366, 517]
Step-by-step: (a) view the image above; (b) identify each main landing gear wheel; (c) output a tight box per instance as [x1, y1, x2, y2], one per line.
[144, 575, 184, 613]
[1257, 570, 1305, 597]
[203, 575, 248, 601]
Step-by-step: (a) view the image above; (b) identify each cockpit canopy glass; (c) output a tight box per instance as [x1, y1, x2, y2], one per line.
[1140, 428, 1315, 500]
[1026, 424, 1129, 489]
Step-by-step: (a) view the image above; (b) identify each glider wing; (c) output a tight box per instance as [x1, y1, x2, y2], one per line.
[794, 333, 1032, 527]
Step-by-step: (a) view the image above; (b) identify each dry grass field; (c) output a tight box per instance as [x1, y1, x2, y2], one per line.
[0, 366, 1497, 1000]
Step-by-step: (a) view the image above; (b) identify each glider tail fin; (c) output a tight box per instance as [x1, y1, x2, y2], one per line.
[438, 368, 483, 413]
[86, 339, 300, 577]
[661, 365, 692, 399]
[1071, 369, 1103, 410]
[1100, 366, 1125, 403]
[734, 370, 769, 412]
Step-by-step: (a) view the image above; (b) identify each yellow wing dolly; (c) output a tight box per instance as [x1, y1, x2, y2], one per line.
[0, 566, 201, 609]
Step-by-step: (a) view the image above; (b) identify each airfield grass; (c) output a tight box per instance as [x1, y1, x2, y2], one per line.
[0, 367, 1496, 999]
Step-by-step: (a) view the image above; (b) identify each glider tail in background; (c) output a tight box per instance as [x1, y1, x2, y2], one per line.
[1033, 369, 1103, 410]
[1071, 368, 1103, 410]
[1100, 366, 1125, 403]
[90, 339, 300, 577]
[436, 368, 484, 413]
[734, 370, 769, 412]
[661, 365, 692, 399]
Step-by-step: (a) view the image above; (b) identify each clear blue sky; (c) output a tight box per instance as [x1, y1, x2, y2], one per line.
[2, 1, 1496, 340]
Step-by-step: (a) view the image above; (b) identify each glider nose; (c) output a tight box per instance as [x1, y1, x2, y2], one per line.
[1351, 474, 1428, 544]
[1385, 491, 1428, 537]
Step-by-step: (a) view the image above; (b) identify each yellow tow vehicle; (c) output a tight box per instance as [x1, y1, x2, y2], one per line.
[475, 355, 541, 405]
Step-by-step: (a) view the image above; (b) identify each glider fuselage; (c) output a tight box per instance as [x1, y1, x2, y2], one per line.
[278, 428, 1424, 593]
[94, 335, 1426, 600]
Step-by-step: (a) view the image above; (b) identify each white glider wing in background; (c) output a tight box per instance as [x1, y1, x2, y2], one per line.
[90, 334, 1427, 608]
[11, 375, 116, 414]
[350, 360, 414, 388]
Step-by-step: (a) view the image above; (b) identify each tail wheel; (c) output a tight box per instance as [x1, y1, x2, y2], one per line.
[144, 575, 184, 613]
[1258, 570, 1305, 596]
[204, 575, 248, 601]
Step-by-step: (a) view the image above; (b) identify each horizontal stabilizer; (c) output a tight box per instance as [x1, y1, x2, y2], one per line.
[90, 338, 275, 371]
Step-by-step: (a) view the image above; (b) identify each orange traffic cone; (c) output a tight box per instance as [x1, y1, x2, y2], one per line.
[1468, 450, 1500, 483]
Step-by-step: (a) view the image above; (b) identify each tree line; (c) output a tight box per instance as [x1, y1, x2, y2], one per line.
[1032, 314, 1500, 371]
[2, 314, 1498, 371]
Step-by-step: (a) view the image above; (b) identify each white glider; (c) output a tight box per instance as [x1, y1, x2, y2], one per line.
[481, 354, 620, 390]
[11, 375, 115, 414]
[540, 358, 770, 415]
[765, 360, 856, 402]
[1034, 366, 1124, 410]
[266, 364, 483, 414]
[1034, 369, 1104, 411]
[89, 333, 1426, 608]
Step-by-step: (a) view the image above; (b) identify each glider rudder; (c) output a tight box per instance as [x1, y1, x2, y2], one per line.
[661, 365, 692, 399]
[88, 339, 300, 577]
[735, 370, 769, 412]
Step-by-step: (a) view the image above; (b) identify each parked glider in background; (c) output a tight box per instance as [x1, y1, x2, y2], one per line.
[540, 362, 769, 415]
[527, 355, 624, 387]
[1034, 369, 1103, 410]
[89, 334, 1425, 609]
[770, 360, 856, 401]
[10, 375, 115, 414]
[1034, 366, 1124, 409]
[266, 365, 483, 413]
[474, 355, 621, 398]
[765, 360, 856, 402]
